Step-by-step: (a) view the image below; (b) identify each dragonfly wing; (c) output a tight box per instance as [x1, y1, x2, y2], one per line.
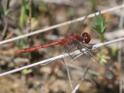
[72, 43, 104, 91]
[62, 43, 103, 93]
[62, 41, 89, 90]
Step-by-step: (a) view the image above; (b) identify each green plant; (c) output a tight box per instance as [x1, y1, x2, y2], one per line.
[18, 0, 37, 49]
[0, 0, 10, 39]
[22, 69, 32, 75]
[92, 12, 106, 42]
[92, 12, 108, 64]
[19, 0, 30, 28]
[96, 49, 110, 65]
[19, 0, 37, 28]
[0, 3, 4, 19]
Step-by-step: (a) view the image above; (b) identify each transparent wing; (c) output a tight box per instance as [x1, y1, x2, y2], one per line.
[71, 44, 102, 93]
[63, 41, 102, 92]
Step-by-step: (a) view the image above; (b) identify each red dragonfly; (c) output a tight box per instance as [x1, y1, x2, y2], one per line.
[16, 32, 91, 54]
[16, 21, 96, 92]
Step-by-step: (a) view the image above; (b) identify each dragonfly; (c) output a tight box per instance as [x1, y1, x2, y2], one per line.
[16, 32, 91, 54]
[16, 13, 97, 92]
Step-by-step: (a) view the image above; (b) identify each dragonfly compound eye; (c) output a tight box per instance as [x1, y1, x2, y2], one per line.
[81, 32, 91, 43]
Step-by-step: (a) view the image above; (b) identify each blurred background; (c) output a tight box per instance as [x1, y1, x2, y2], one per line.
[0, 0, 124, 93]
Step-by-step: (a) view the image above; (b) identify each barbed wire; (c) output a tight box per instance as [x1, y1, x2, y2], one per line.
[0, 36, 124, 77]
[0, 4, 124, 45]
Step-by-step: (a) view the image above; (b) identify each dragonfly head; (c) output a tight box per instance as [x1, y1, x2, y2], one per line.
[81, 32, 91, 43]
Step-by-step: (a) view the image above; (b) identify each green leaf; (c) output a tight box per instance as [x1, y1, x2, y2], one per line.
[22, 69, 32, 75]
[92, 12, 106, 41]
[19, 7, 28, 28]
[92, 12, 106, 34]
[97, 51, 110, 65]
[111, 46, 118, 57]
[19, 0, 29, 28]
[0, 4, 4, 18]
